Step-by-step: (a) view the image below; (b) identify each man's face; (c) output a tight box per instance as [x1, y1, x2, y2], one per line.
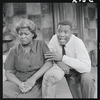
[18, 28, 34, 45]
[57, 24, 72, 45]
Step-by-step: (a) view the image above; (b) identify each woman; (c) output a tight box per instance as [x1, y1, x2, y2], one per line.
[3, 19, 52, 98]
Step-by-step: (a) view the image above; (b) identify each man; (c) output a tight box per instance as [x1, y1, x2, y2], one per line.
[42, 20, 95, 98]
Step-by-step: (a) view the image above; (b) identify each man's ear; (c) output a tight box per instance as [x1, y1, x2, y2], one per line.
[70, 30, 73, 34]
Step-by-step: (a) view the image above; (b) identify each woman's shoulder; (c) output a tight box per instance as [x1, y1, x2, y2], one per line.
[34, 39, 46, 45]
[8, 43, 20, 53]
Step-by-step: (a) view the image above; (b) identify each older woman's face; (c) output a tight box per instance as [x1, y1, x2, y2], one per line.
[18, 28, 34, 45]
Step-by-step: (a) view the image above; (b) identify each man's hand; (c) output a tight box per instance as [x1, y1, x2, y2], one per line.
[45, 51, 62, 61]
[56, 61, 70, 74]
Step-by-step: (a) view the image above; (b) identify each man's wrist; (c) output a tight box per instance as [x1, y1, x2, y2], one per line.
[60, 55, 63, 61]
[55, 60, 62, 65]
[17, 81, 23, 86]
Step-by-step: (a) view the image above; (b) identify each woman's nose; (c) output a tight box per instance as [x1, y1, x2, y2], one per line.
[21, 33, 26, 38]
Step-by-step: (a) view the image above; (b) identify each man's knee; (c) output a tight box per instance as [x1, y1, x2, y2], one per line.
[81, 72, 95, 85]
[43, 67, 64, 84]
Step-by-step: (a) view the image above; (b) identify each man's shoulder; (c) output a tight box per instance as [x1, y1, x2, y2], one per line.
[71, 35, 85, 48]
[72, 34, 83, 43]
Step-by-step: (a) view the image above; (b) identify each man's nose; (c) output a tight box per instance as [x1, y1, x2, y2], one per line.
[60, 32, 65, 36]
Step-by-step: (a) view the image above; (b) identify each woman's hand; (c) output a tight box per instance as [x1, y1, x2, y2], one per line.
[18, 81, 33, 93]
[24, 77, 36, 92]
[18, 82, 26, 93]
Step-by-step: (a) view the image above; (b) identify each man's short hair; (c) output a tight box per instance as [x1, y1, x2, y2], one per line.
[57, 20, 72, 29]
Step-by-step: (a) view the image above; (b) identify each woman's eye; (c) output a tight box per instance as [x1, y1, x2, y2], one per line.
[19, 33, 23, 36]
[19, 33, 30, 36]
[24, 33, 29, 35]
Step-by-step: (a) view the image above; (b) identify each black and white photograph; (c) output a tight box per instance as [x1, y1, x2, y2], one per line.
[2, 1, 98, 98]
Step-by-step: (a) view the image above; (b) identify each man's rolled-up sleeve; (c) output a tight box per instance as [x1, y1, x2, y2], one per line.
[62, 40, 91, 73]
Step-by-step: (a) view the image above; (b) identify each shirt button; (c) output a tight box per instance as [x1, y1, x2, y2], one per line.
[28, 65, 31, 68]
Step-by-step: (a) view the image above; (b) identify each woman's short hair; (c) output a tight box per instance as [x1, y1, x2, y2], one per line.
[57, 20, 72, 29]
[15, 18, 37, 39]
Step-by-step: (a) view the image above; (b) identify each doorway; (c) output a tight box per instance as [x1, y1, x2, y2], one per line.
[52, 3, 84, 40]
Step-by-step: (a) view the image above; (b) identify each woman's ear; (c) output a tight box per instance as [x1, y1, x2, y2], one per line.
[32, 34, 34, 38]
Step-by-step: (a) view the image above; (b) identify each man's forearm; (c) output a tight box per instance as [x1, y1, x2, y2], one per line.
[55, 61, 70, 74]
[62, 55, 91, 73]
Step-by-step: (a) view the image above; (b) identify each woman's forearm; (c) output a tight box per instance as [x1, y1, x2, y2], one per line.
[5, 70, 22, 86]
[31, 61, 53, 80]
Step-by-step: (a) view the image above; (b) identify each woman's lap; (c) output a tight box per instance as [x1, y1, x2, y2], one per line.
[3, 81, 20, 98]
[3, 81, 42, 98]
[17, 83, 42, 98]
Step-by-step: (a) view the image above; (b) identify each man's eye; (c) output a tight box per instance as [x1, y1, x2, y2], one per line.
[64, 31, 69, 34]
[58, 30, 62, 33]
[64, 31, 67, 33]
